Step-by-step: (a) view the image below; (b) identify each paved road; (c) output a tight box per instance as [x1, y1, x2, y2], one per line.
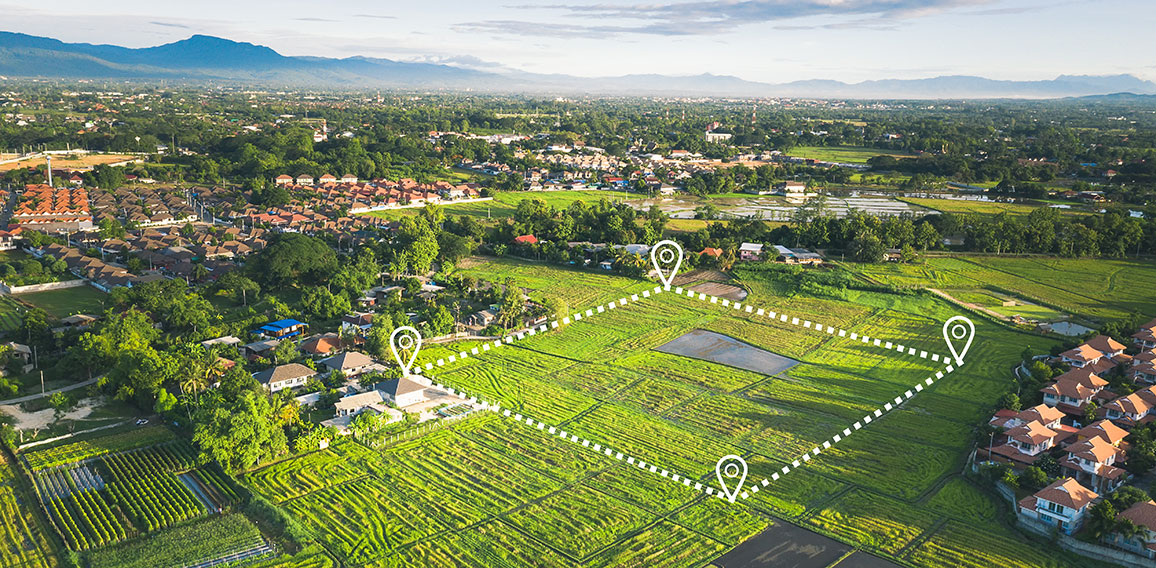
[0, 377, 99, 405]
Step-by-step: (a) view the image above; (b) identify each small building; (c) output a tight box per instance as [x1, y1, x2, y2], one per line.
[253, 363, 316, 392]
[738, 243, 764, 262]
[295, 174, 314, 185]
[334, 390, 388, 417]
[340, 313, 373, 335]
[773, 245, 822, 265]
[513, 234, 539, 246]
[341, 174, 359, 183]
[200, 336, 243, 351]
[243, 339, 281, 361]
[318, 174, 337, 184]
[699, 247, 723, 258]
[255, 319, 307, 340]
[319, 351, 376, 377]
[274, 175, 293, 185]
[466, 309, 497, 328]
[381, 377, 428, 408]
[1017, 478, 1098, 535]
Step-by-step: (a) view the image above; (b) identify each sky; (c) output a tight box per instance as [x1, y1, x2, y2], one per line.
[3, 0, 1154, 83]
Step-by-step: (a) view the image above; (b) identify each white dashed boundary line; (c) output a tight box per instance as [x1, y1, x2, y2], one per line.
[416, 283, 965, 503]
[674, 287, 949, 364]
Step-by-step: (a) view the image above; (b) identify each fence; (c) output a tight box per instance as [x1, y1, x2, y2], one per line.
[363, 407, 484, 448]
[0, 279, 88, 295]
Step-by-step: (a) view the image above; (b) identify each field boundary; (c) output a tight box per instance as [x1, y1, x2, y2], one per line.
[415, 283, 964, 504]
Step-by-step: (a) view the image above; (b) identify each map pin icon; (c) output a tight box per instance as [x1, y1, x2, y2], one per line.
[390, 326, 422, 376]
[650, 240, 684, 289]
[942, 316, 975, 366]
[715, 455, 748, 503]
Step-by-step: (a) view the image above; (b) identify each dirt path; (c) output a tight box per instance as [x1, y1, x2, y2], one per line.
[0, 396, 101, 430]
[0, 377, 98, 406]
[927, 288, 1009, 321]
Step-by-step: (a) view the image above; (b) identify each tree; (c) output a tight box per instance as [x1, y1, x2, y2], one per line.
[425, 304, 455, 337]
[1032, 454, 1061, 477]
[1086, 501, 1118, 540]
[849, 232, 885, 263]
[997, 392, 1021, 411]
[272, 339, 299, 365]
[218, 272, 260, 306]
[542, 296, 568, 322]
[302, 287, 351, 320]
[497, 279, 525, 329]
[248, 233, 337, 289]
[1017, 466, 1048, 490]
[193, 390, 288, 473]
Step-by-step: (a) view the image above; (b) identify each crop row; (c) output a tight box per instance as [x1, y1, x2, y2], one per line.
[88, 513, 264, 568]
[192, 467, 240, 506]
[48, 489, 128, 550]
[35, 463, 103, 498]
[101, 442, 197, 480]
[22, 426, 175, 471]
[0, 468, 55, 568]
[107, 472, 202, 532]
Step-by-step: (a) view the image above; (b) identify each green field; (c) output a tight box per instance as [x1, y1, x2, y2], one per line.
[0, 293, 25, 331]
[853, 255, 1156, 322]
[786, 145, 915, 164]
[898, 197, 1088, 218]
[19, 286, 109, 319]
[362, 189, 638, 221]
[238, 257, 1103, 568]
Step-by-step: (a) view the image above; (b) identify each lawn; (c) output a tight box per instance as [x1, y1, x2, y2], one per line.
[0, 293, 25, 332]
[19, 285, 109, 319]
[239, 254, 1088, 567]
[361, 189, 639, 222]
[786, 145, 914, 164]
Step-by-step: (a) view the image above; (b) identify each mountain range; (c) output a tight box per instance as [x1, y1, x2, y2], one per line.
[2, 31, 1154, 99]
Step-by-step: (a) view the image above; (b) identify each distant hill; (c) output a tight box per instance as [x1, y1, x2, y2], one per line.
[1, 31, 1154, 99]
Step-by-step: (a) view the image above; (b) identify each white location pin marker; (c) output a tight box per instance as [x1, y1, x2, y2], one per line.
[942, 316, 975, 366]
[715, 455, 748, 503]
[650, 240, 684, 289]
[390, 326, 422, 376]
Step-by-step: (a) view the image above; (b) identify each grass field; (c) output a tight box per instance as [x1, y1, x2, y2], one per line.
[853, 255, 1156, 322]
[786, 145, 915, 164]
[362, 189, 639, 221]
[239, 255, 1099, 568]
[0, 294, 26, 332]
[19, 286, 108, 319]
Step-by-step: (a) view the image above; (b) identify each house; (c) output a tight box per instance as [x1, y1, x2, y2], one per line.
[340, 312, 374, 335]
[380, 377, 428, 407]
[1017, 478, 1098, 535]
[699, 247, 723, 258]
[341, 174, 359, 183]
[319, 351, 376, 377]
[1004, 420, 1060, 456]
[200, 336, 243, 351]
[253, 363, 316, 392]
[1060, 435, 1127, 492]
[1061, 335, 1127, 369]
[300, 333, 342, 357]
[334, 390, 388, 417]
[1068, 419, 1129, 448]
[274, 175, 293, 185]
[1132, 319, 1156, 349]
[466, 309, 497, 328]
[739, 242, 764, 261]
[1103, 386, 1156, 425]
[513, 234, 539, 246]
[255, 319, 307, 339]
[318, 174, 337, 184]
[989, 403, 1064, 430]
[1040, 368, 1109, 415]
[295, 174, 314, 185]
[1111, 500, 1156, 559]
[3, 342, 32, 372]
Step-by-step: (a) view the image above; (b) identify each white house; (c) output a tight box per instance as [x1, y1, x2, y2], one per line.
[1017, 477, 1098, 535]
[381, 377, 428, 408]
[1112, 500, 1156, 559]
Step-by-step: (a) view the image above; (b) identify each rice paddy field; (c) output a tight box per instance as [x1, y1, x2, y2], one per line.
[786, 145, 915, 164]
[897, 197, 1088, 217]
[853, 255, 1156, 322]
[243, 257, 1107, 568]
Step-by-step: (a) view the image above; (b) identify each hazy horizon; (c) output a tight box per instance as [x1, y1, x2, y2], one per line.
[3, 0, 1154, 84]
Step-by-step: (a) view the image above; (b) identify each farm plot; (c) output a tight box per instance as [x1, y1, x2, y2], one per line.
[505, 485, 653, 560]
[906, 521, 1103, 568]
[806, 490, 939, 555]
[21, 426, 176, 470]
[0, 453, 56, 568]
[86, 513, 265, 568]
[244, 448, 366, 503]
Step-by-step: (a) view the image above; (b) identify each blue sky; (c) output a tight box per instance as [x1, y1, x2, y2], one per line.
[4, 0, 1154, 82]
